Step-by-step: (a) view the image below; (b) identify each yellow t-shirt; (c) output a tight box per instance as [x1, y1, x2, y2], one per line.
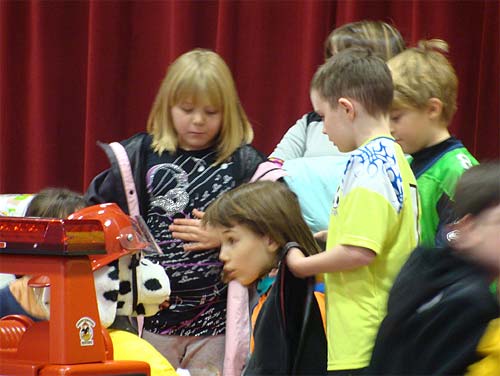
[324, 136, 418, 371]
[467, 318, 500, 376]
[108, 329, 178, 376]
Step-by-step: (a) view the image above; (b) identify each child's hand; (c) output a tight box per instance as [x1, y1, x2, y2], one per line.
[286, 247, 307, 278]
[169, 209, 221, 251]
[159, 297, 170, 310]
[314, 230, 328, 243]
[314, 230, 328, 251]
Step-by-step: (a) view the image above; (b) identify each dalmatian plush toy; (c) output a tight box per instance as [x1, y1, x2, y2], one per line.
[36, 203, 170, 329]
[94, 255, 170, 328]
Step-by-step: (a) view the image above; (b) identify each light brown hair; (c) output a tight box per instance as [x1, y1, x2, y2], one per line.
[202, 181, 321, 257]
[324, 20, 405, 61]
[147, 49, 254, 164]
[26, 188, 86, 218]
[388, 39, 458, 124]
[311, 48, 393, 118]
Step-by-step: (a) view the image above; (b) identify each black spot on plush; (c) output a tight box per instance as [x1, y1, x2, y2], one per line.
[117, 301, 125, 309]
[145, 278, 162, 291]
[136, 303, 145, 315]
[103, 290, 119, 302]
[108, 268, 119, 280]
[119, 281, 132, 294]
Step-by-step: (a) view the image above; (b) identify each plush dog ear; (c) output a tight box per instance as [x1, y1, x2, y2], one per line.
[134, 258, 171, 317]
[93, 262, 119, 328]
[115, 254, 134, 316]
[114, 254, 170, 317]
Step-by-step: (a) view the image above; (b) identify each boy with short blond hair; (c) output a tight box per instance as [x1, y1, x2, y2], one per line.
[287, 48, 419, 375]
[388, 39, 478, 247]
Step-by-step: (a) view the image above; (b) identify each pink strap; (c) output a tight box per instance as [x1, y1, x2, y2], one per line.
[108, 142, 144, 336]
[224, 281, 250, 376]
[108, 142, 140, 218]
[249, 160, 287, 182]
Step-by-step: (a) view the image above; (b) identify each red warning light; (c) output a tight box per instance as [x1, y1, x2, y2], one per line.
[0, 217, 106, 256]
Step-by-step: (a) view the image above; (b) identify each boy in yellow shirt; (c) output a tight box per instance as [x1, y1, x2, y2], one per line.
[287, 48, 419, 375]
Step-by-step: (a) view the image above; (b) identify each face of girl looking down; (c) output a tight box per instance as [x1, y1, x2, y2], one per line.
[171, 100, 222, 151]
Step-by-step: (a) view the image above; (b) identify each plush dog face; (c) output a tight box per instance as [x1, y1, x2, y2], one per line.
[39, 253, 170, 328]
[94, 254, 170, 327]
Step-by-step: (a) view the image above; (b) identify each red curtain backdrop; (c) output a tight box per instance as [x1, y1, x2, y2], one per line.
[0, 0, 498, 193]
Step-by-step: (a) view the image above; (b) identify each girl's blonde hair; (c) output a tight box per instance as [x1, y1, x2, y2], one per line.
[147, 49, 254, 164]
[203, 181, 321, 257]
[388, 39, 458, 123]
[324, 20, 405, 61]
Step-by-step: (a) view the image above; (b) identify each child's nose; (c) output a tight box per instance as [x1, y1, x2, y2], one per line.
[388, 121, 396, 134]
[193, 111, 205, 125]
[219, 247, 229, 262]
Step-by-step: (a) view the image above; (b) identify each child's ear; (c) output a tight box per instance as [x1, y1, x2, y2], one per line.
[426, 98, 443, 120]
[450, 214, 475, 251]
[338, 98, 355, 121]
[265, 236, 280, 254]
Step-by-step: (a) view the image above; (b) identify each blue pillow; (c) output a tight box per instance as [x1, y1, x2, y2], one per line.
[283, 156, 348, 233]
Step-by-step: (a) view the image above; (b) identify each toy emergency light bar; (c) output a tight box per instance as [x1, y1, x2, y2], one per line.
[0, 216, 106, 255]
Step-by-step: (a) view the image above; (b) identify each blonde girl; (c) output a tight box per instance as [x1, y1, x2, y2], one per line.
[86, 49, 265, 376]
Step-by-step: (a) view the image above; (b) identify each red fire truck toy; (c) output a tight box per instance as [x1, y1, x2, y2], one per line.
[0, 215, 150, 375]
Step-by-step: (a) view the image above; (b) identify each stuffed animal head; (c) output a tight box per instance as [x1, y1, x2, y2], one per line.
[94, 254, 170, 327]
[71, 203, 170, 327]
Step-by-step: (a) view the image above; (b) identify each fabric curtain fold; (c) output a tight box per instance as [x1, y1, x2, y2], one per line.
[0, 0, 497, 193]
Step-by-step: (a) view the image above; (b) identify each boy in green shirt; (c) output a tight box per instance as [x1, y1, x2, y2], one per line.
[287, 48, 419, 375]
[388, 39, 478, 248]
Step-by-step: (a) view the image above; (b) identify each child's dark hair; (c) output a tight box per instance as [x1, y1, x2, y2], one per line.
[26, 188, 86, 218]
[202, 181, 321, 256]
[454, 162, 500, 218]
[311, 48, 393, 118]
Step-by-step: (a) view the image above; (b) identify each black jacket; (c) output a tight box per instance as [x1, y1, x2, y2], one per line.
[368, 246, 499, 375]
[245, 247, 327, 375]
[85, 132, 265, 215]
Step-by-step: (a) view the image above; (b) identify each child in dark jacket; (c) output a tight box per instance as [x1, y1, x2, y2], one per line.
[203, 180, 326, 375]
[368, 162, 500, 375]
[85, 49, 265, 375]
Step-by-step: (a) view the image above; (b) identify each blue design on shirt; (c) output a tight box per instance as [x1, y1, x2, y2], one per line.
[348, 137, 404, 212]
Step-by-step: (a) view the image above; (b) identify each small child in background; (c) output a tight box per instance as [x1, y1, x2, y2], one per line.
[272, 20, 406, 161]
[86, 49, 265, 375]
[202, 180, 326, 375]
[387, 39, 478, 247]
[0, 188, 86, 320]
[368, 162, 500, 375]
[286, 48, 419, 375]
[271, 20, 406, 233]
[0, 194, 179, 376]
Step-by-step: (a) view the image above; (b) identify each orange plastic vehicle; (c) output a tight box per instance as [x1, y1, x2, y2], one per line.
[0, 216, 150, 375]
